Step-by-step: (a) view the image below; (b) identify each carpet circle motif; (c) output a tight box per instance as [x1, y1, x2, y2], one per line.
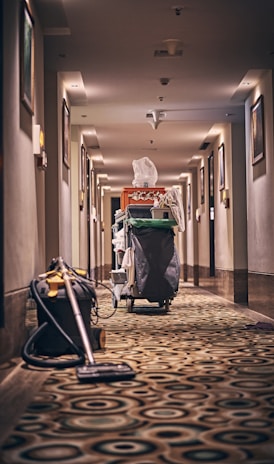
[2, 284, 274, 463]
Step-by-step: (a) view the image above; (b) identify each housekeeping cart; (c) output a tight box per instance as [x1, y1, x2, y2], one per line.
[119, 204, 180, 312]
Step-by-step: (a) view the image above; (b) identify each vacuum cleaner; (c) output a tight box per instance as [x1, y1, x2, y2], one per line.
[22, 257, 136, 383]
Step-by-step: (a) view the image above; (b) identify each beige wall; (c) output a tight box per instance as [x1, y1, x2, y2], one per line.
[231, 123, 247, 270]
[185, 173, 195, 267]
[44, 73, 73, 266]
[4, 0, 46, 292]
[246, 70, 274, 274]
[197, 157, 210, 268]
[1, 0, 46, 360]
[213, 125, 234, 271]
[71, 138, 80, 268]
[193, 120, 246, 275]
[57, 77, 72, 264]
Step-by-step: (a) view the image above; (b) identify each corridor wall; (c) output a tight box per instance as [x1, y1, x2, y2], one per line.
[44, 70, 73, 267]
[1, 0, 46, 361]
[245, 70, 274, 319]
[197, 121, 247, 304]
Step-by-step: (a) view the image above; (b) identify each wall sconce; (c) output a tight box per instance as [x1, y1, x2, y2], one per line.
[79, 190, 84, 211]
[37, 149, 47, 170]
[222, 189, 230, 208]
[91, 206, 97, 222]
[195, 207, 201, 222]
[33, 124, 47, 170]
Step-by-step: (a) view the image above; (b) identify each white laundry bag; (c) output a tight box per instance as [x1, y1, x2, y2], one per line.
[132, 157, 158, 187]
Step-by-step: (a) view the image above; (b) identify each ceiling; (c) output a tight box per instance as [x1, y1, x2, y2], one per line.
[34, 0, 274, 190]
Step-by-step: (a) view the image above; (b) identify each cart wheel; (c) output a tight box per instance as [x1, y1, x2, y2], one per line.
[112, 293, 118, 308]
[127, 298, 134, 313]
[164, 299, 169, 312]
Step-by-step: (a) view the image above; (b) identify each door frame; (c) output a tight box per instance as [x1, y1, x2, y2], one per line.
[208, 152, 215, 276]
[0, 1, 4, 322]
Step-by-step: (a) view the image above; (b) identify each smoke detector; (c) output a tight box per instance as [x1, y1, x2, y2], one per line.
[160, 77, 170, 86]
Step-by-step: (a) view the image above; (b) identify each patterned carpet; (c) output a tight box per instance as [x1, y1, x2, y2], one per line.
[1, 282, 274, 463]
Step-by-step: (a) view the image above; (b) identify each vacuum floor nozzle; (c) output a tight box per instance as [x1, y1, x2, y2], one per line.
[76, 362, 136, 383]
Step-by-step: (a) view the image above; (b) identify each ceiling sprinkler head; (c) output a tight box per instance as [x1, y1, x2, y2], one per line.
[172, 5, 184, 16]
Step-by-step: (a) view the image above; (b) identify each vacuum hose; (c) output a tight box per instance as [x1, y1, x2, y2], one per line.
[21, 279, 86, 368]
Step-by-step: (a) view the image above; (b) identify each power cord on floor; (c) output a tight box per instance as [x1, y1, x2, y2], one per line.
[64, 262, 119, 322]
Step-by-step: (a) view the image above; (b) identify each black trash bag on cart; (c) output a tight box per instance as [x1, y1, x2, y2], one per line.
[130, 226, 180, 302]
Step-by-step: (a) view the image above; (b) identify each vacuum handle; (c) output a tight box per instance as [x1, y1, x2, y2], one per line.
[58, 257, 95, 364]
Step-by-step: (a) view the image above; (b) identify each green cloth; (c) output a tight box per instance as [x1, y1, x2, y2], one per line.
[127, 218, 177, 228]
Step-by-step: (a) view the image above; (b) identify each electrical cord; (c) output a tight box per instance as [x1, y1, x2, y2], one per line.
[65, 262, 119, 320]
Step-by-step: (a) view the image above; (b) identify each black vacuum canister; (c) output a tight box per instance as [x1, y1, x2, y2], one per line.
[34, 279, 104, 355]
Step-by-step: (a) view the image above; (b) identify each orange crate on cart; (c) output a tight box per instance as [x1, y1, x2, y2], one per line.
[121, 187, 166, 210]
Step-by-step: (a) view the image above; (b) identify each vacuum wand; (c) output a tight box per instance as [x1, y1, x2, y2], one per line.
[57, 256, 136, 382]
[58, 257, 95, 364]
